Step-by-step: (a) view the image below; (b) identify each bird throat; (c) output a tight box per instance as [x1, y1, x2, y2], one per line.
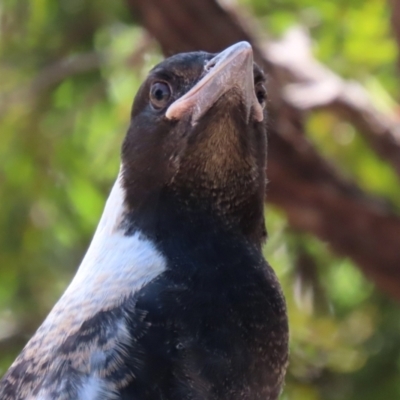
[122, 104, 267, 247]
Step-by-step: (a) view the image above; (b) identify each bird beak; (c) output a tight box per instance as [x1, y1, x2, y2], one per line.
[165, 41, 264, 125]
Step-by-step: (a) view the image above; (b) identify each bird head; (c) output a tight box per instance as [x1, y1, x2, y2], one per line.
[122, 42, 268, 245]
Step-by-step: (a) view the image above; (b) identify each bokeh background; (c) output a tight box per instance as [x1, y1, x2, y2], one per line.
[1, 1, 400, 399]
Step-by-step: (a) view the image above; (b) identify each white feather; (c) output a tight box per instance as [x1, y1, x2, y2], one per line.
[77, 376, 118, 400]
[38, 171, 166, 334]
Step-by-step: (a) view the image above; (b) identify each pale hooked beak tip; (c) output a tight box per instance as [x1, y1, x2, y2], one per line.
[165, 41, 264, 124]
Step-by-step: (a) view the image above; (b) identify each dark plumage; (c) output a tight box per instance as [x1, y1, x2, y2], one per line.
[0, 42, 288, 400]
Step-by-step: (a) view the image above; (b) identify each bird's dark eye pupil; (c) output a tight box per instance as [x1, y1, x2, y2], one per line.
[255, 83, 266, 106]
[154, 88, 164, 100]
[150, 82, 172, 109]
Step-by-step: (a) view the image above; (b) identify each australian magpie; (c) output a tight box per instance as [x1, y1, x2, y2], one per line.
[0, 41, 288, 400]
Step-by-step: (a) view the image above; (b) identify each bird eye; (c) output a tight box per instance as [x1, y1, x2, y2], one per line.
[150, 81, 172, 109]
[255, 82, 267, 108]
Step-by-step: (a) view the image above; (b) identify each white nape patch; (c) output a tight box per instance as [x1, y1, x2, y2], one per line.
[37, 171, 166, 339]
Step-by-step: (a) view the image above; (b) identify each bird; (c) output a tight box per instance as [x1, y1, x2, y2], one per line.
[0, 41, 288, 400]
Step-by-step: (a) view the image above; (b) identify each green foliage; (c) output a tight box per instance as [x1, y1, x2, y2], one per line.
[0, 1, 399, 399]
[264, 207, 398, 399]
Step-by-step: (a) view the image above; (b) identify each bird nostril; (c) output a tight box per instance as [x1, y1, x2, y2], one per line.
[205, 60, 216, 72]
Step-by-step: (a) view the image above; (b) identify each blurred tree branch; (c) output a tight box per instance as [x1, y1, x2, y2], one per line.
[125, 0, 400, 300]
[0, 33, 153, 118]
[267, 28, 400, 178]
[0, 53, 102, 118]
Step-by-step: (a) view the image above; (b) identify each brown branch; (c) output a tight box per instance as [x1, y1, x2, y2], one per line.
[0, 33, 154, 118]
[0, 52, 103, 118]
[267, 28, 400, 177]
[268, 125, 400, 299]
[126, 0, 400, 300]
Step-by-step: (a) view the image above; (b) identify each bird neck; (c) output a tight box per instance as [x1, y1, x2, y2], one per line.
[123, 182, 266, 250]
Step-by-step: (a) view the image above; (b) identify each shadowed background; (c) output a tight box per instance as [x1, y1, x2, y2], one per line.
[1, 0, 400, 399]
